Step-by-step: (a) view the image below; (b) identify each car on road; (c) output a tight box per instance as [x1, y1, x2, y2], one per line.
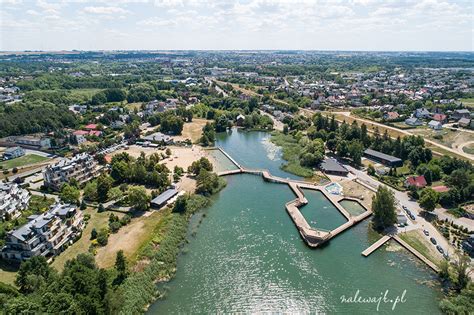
[430, 237, 437, 245]
[402, 205, 408, 211]
[436, 245, 444, 254]
[423, 230, 429, 236]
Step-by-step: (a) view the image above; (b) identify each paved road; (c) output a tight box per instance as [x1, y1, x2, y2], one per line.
[345, 164, 456, 259]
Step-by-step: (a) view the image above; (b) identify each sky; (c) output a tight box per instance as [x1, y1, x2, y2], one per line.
[0, 0, 473, 51]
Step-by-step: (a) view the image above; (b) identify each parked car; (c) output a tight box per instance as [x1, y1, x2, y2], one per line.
[423, 230, 429, 236]
[402, 205, 408, 211]
[436, 245, 444, 254]
[430, 237, 437, 245]
[409, 213, 416, 220]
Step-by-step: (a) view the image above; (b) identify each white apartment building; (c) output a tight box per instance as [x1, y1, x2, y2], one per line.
[0, 181, 30, 220]
[1, 203, 84, 261]
[43, 153, 98, 191]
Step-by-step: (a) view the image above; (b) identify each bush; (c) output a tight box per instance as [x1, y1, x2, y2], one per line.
[96, 228, 109, 246]
[109, 221, 122, 233]
[12, 167, 18, 174]
[90, 228, 98, 240]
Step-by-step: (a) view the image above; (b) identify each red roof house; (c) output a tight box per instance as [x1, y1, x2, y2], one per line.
[84, 124, 98, 130]
[73, 130, 89, 136]
[432, 185, 450, 193]
[404, 175, 427, 188]
[432, 114, 447, 123]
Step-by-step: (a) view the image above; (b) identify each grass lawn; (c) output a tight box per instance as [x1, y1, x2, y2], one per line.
[399, 230, 442, 268]
[0, 154, 49, 169]
[51, 207, 110, 272]
[0, 260, 19, 286]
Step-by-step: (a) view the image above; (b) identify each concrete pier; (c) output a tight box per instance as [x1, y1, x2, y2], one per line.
[392, 235, 440, 273]
[361, 235, 392, 257]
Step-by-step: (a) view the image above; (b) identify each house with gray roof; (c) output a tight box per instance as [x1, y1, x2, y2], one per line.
[320, 158, 349, 176]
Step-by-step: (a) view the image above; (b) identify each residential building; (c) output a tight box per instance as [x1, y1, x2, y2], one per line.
[364, 149, 403, 167]
[235, 114, 246, 126]
[458, 117, 471, 128]
[319, 158, 349, 176]
[383, 112, 400, 121]
[0, 182, 30, 220]
[414, 108, 431, 119]
[43, 153, 98, 191]
[3, 146, 25, 160]
[0, 203, 84, 261]
[428, 120, 443, 130]
[452, 109, 471, 120]
[15, 136, 51, 150]
[432, 113, 447, 123]
[405, 117, 423, 126]
[404, 175, 427, 188]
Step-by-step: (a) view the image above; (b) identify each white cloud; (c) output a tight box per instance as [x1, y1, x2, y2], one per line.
[26, 9, 40, 15]
[83, 6, 130, 14]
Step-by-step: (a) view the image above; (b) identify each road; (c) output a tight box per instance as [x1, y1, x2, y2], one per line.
[204, 77, 228, 97]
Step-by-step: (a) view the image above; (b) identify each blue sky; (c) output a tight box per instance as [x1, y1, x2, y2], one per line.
[0, 0, 472, 51]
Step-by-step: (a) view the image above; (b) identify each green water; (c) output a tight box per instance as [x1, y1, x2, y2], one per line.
[340, 199, 368, 216]
[148, 131, 442, 314]
[299, 189, 347, 230]
[206, 148, 240, 173]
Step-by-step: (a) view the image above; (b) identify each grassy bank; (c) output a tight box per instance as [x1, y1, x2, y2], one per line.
[398, 230, 441, 268]
[119, 190, 222, 313]
[270, 132, 314, 178]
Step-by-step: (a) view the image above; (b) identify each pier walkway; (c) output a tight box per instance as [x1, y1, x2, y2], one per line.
[214, 147, 373, 248]
[361, 235, 392, 257]
[361, 235, 440, 273]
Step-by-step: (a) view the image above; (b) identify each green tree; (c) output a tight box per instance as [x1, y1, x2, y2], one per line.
[107, 186, 123, 201]
[15, 256, 53, 294]
[114, 250, 128, 284]
[60, 183, 80, 204]
[97, 174, 113, 202]
[372, 186, 397, 230]
[188, 157, 213, 176]
[83, 181, 98, 202]
[127, 186, 150, 211]
[419, 188, 439, 212]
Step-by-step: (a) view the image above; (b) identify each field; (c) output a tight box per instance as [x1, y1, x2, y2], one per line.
[95, 210, 168, 268]
[398, 230, 442, 268]
[174, 118, 210, 143]
[0, 154, 48, 169]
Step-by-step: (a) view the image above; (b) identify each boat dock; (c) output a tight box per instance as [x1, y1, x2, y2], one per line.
[361, 235, 392, 257]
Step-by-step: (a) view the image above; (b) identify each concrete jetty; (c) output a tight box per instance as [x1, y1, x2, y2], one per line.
[392, 235, 440, 273]
[361, 235, 392, 257]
